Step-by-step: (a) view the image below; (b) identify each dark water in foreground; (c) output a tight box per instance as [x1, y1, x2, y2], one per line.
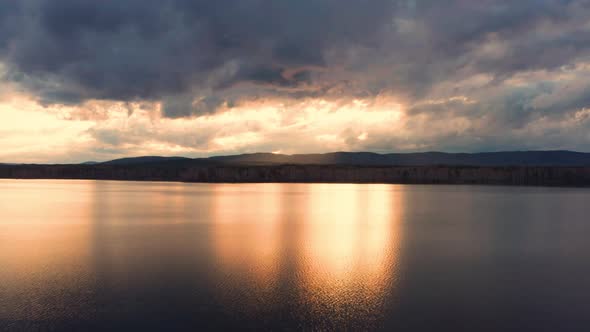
[1, 180, 590, 331]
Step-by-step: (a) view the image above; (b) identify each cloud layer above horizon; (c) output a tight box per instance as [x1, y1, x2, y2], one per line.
[1, 0, 590, 163]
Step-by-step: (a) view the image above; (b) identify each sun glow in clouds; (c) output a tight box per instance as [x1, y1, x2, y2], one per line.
[0, 96, 95, 163]
[212, 97, 405, 153]
[2, 1, 590, 162]
[0, 93, 405, 163]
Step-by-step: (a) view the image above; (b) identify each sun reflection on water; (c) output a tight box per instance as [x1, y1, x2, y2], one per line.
[0, 180, 405, 327]
[299, 184, 402, 324]
[210, 183, 404, 323]
[210, 184, 284, 312]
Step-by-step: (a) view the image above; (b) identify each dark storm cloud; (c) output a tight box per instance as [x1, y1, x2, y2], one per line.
[374, 0, 590, 97]
[1, 0, 590, 119]
[0, 0, 393, 109]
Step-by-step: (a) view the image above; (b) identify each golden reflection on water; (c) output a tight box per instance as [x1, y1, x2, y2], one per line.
[0, 180, 94, 320]
[0, 180, 405, 325]
[211, 184, 284, 310]
[211, 183, 404, 320]
[300, 184, 402, 322]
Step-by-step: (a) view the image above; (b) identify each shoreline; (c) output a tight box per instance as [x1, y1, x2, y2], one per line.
[2, 164, 590, 187]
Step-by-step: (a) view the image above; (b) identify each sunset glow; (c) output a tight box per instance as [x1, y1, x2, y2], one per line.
[1, 1, 590, 164]
[0, 92, 407, 163]
[2, 1, 590, 330]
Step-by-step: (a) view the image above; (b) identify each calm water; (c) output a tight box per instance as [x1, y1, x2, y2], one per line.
[1, 180, 590, 331]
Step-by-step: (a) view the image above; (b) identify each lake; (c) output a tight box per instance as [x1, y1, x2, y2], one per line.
[1, 180, 590, 331]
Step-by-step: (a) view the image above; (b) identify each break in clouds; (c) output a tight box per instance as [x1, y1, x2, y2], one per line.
[1, 0, 590, 161]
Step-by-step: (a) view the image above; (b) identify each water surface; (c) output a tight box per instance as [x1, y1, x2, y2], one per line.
[1, 180, 590, 331]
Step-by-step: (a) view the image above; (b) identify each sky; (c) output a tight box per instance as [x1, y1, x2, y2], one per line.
[1, 0, 590, 163]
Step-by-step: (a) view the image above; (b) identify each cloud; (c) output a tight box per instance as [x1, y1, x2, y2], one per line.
[2, 0, 590, 161]
[0, 0, 394, 110]
[3, 1, 583, 109]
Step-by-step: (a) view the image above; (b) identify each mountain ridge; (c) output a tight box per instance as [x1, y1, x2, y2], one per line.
[94, 150, 590, 167]
[4, 151, 590, 187]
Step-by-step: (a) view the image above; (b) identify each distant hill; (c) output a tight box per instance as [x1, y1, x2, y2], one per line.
[96, 151, 590, 167]
[3, 151, 590, 186]
[100, 156, 191, 165]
